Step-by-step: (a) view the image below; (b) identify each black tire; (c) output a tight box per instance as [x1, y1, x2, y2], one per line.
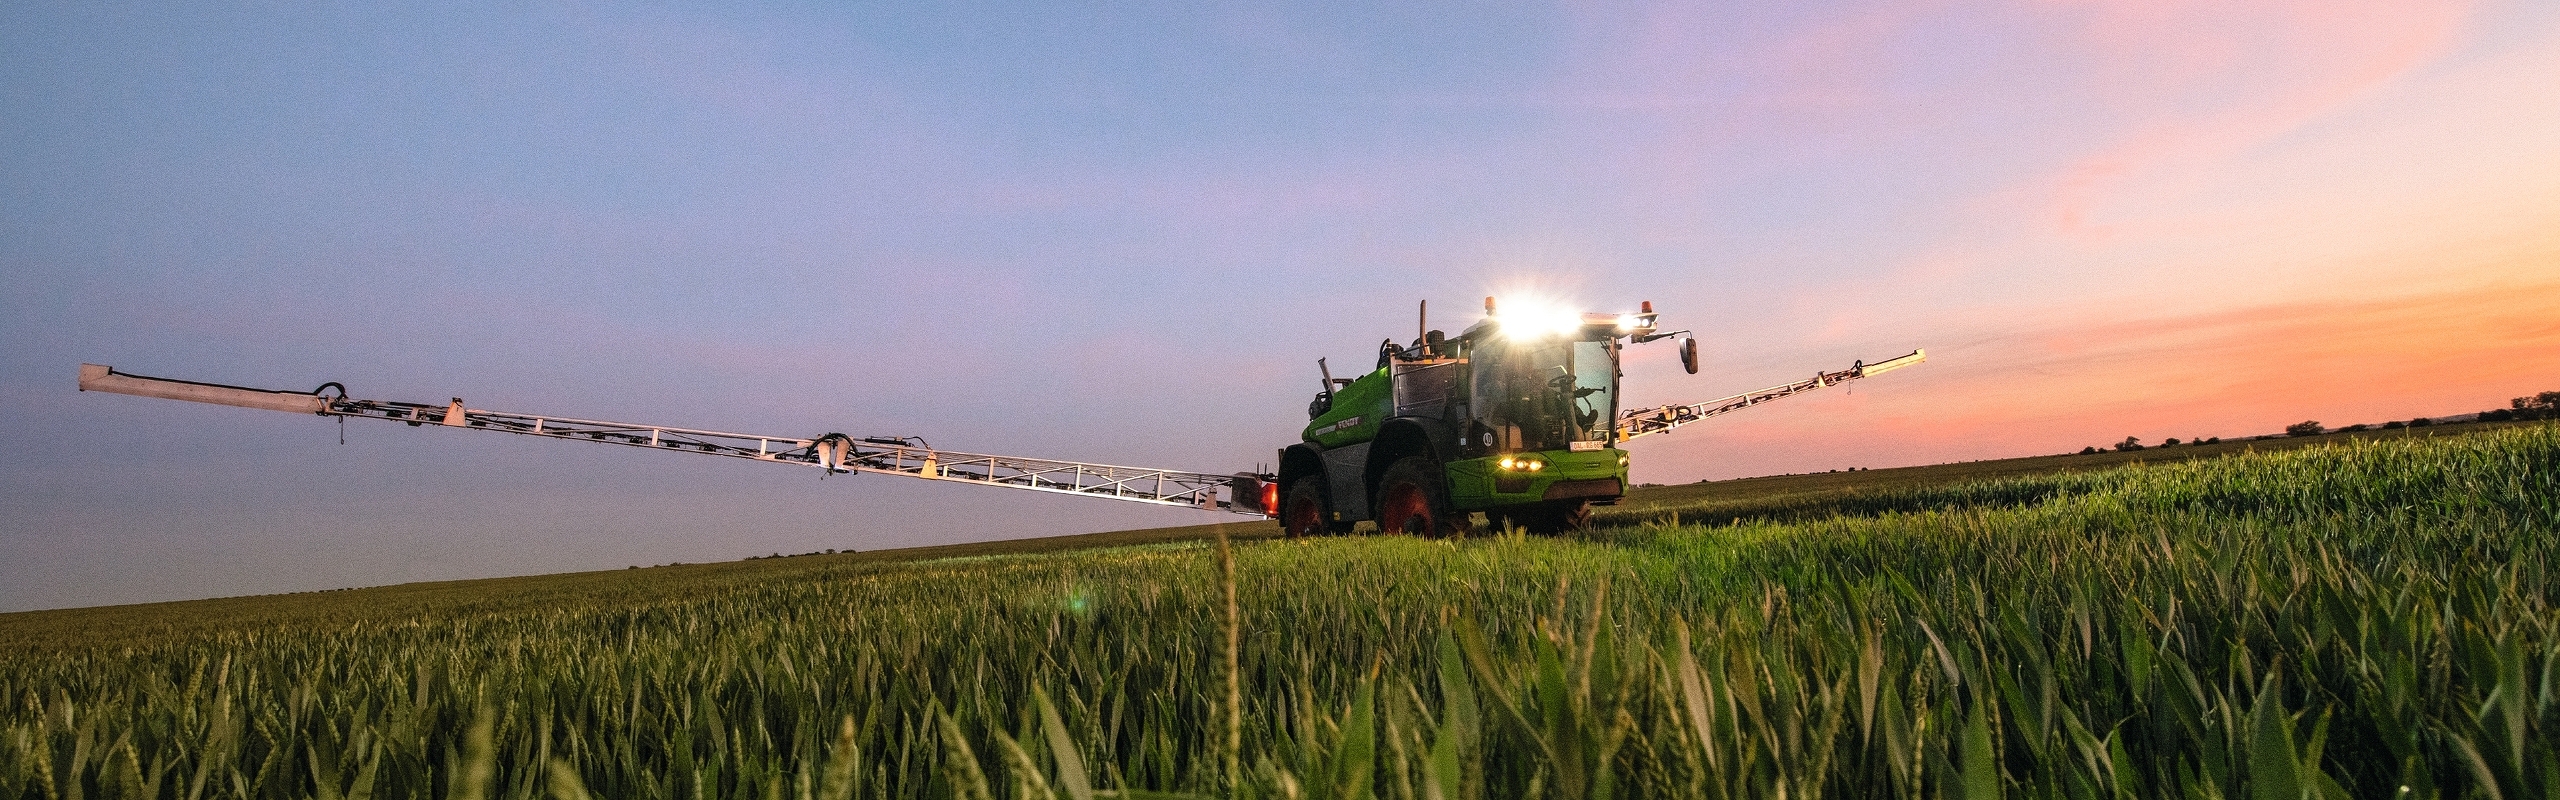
[1374, 456, 1464, 538]
[1280, 480, 1330, 539]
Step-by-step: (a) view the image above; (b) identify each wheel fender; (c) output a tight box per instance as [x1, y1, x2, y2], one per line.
[1362, 418, 1443, 501]
[1277, 442, 1327, 490]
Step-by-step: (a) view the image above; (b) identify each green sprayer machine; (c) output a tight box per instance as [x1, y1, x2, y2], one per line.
[1271, 298, 1920, 535]
[78, 297, 1920, 537]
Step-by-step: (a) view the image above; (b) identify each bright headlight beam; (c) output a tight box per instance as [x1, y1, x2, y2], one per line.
[1489, 293, 1587, 340]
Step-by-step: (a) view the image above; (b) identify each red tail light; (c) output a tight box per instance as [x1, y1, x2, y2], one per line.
[1260, 481, 1280, 517]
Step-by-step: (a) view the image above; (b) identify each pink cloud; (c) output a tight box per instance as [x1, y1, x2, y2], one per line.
[2024, 0, 2478, 237]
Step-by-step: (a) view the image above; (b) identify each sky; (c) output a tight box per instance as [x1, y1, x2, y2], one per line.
[4, 0, 2556, 612]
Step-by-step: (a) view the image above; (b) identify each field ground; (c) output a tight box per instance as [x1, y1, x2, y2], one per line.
[3, 419, 2553, 799]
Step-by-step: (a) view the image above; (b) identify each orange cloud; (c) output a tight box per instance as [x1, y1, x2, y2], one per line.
[1634, 272, 2560, 480]
[1979, 278, 2560, 421]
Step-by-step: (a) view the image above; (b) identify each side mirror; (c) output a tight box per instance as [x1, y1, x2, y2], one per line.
[1680, 337, 1699, 374]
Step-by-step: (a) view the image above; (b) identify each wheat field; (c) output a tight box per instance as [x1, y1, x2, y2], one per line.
[5, 425, 2554, 799]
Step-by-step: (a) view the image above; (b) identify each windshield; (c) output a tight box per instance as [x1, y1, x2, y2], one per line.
[1471, 337, 1617, 452]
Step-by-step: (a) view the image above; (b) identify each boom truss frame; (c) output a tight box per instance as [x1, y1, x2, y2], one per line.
[77, 364, 1264, 514]
[1616, 349, 1925, 441]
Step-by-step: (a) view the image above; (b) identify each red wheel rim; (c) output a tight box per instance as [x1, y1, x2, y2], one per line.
[1284, 492, 1323, 537]
[1379, 482, 1430, 535]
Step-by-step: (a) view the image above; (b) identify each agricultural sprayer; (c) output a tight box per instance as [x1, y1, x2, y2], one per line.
[80, 297, 1920, 536]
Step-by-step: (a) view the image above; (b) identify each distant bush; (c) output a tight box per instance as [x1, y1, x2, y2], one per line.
[2162, 437, 2182, 446]
[2205, 436, 2221, 444]
[2115, 436, 2144, 452]
[2481, 409, 2516, 422]
[2410, 417, 2435, 428]
[2079, 446, 2100, 455]
[2286, 420, 2325, 437]
[2383, 420, 2406, 429]
[2340, 423, 2369, 433]
[2514, 391, 2560, 420]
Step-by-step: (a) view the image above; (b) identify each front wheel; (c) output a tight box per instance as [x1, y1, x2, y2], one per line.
[1280, 480, 1331, 538]
[1375, 456, 1464, 538]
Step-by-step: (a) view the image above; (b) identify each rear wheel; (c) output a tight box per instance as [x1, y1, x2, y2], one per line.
[1281, 480, 1330, 538]
[1375, 456, 1463, 537]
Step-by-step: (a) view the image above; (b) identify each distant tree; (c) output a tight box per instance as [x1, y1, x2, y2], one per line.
[2079, 446, 2100, 455]
[2205, 436, 2221, 444]
[2339, 423, 2368, 433]
[2515, 391, 2560, 420]
[2481, 409, 2516, 422]
[2286, 420, 2325, 437]
[2383, 420, 2406, 429]
[2163, 437, 2182, 446]
[2115, 436, 2144, 452]
[2409, 417, 2434, 428]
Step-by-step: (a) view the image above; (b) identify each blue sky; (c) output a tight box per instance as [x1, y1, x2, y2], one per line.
[6, 1, 2558, 610]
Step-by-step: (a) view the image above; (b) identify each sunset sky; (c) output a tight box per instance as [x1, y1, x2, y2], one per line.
[5, 1, 2557, 610]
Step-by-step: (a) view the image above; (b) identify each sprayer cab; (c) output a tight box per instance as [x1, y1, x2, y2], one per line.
[1298, 299, 1692, 443]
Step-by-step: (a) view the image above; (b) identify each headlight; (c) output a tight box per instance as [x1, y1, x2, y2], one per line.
[1498, 456, 1548, 472]
[1490, 294, 1586, 340]
[1499, 314, 1581, 340]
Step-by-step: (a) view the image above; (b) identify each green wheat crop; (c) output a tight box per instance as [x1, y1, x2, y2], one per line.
[5, 424, 2555, 799]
